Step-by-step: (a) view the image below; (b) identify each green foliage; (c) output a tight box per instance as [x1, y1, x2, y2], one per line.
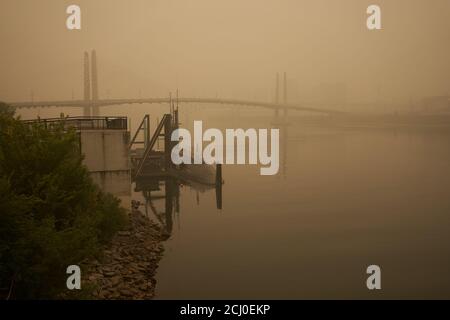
[0, 102, 15, 118]
[0, 107, 126, 299]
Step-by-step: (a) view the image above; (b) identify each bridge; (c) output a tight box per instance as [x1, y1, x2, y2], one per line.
[5, 51, 345, 116]
[8, 97, 343, 115]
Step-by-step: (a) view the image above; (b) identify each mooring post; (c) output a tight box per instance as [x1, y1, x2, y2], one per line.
[215, 164, 223, 210]
[216, 164, 222, 185]
[164, 114, 172, 171]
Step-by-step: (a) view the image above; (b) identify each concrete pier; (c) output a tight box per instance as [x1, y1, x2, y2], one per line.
[81, 128, 131, 208]
[23, 116, 132, 209]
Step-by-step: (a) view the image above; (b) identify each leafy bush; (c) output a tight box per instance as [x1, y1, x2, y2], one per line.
[0, 103, 126, 299]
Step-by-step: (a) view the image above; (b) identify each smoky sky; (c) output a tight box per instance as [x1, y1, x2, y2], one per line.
[0, 0, 449, 106]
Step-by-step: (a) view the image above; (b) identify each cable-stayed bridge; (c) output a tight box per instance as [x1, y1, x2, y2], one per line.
[5, 51, 345, 116]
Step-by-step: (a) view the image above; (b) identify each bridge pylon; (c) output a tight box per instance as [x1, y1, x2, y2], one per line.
[283, 72, 288, 117]
[271, 72, 289, 126]
[83, 51, 91, 116]
[273, 72, 289, 119]
[91, 50, 99, 116]
[82, 50, 101, 117]
[274, 73, 280, 117]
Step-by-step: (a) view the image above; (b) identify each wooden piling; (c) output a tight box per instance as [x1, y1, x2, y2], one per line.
[216, 164, 223, 210]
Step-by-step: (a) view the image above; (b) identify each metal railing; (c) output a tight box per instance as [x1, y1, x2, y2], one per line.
[22, 116, 128, 131]
[129, 114, 150, 150]
[134, 114, 171, 179]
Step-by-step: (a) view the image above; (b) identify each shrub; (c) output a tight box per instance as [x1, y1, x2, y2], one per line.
[0, 105, 126, 299]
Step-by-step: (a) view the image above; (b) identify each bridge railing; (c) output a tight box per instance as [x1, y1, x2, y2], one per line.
[22, 116, 128, 131]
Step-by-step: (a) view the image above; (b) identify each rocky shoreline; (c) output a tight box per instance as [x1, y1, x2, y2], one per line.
[82, 210, 166, 300]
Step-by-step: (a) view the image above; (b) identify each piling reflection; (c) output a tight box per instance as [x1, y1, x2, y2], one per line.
[134, 175, 223, 238]
[271, 114, 289, 178]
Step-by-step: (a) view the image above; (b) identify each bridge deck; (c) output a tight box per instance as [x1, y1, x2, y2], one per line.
[8, 97, 345, 115]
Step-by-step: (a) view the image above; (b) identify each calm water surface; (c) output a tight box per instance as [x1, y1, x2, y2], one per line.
[141, 119, 450, 299]
[20, 107, 450, 299]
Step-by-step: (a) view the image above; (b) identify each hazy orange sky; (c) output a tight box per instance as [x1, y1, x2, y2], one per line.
[0, 0, 449, 107]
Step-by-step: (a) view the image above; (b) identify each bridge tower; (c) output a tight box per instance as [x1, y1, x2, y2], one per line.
[274, 72, 288, 118]
[283, 72, 288, 117]
[83, 52, 91, 116]
[275, 73, 280, 117]
[91, 50, 99, 116]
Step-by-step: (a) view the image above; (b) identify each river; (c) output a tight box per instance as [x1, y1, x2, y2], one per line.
[135, 111, 450, 299]
[19, 106, 450, 299]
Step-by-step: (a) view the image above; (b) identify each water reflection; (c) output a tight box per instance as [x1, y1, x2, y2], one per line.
[134, 175, 223, 238]
[152, 118, 450, 299]
[271, 113, 289, 179]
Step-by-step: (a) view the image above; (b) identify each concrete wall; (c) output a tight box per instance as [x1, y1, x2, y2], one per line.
[80, 130, 130, 172]
[80, 130, 131, 209]
[90, 170, 131, 210]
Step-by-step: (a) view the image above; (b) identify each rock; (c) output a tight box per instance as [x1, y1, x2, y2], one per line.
[99, 292, 107, 299]
[88, 274, 101, 281]
[82, 210, 164, 300]
[120, 289, 133, 297]
[103, 271, 115, 277]
[110, 276, 121, 287]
